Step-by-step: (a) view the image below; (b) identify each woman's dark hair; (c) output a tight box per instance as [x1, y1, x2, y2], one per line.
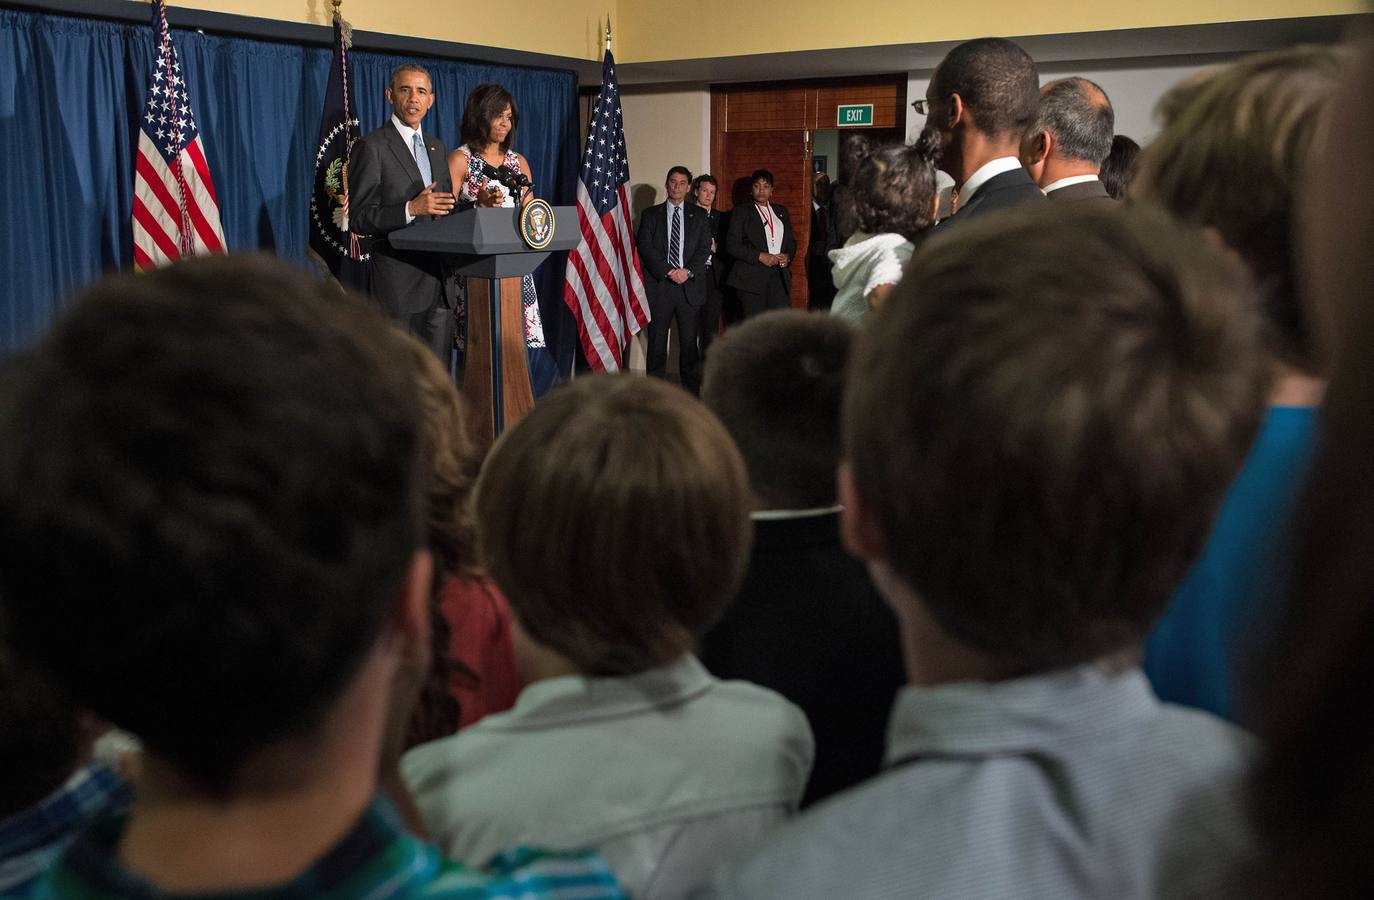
[851, 135, 941, 242]
[1099, 134, 1140, 200]
[460, 83, 518, 153]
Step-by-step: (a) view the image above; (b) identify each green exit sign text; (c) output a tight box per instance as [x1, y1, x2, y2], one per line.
[837, 104, 874, 127]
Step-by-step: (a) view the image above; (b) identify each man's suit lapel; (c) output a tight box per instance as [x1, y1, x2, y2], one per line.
[382, 126, 425, 194]
[425, 138, 447, 191]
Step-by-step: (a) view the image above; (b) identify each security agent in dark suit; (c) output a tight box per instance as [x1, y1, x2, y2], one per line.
[636, 166, 711, 393]
[918, 38, 1045, 228]
[1021, 77, 1117, 203]
[348, 64, 458, 362]
[726, 169, 798, 317]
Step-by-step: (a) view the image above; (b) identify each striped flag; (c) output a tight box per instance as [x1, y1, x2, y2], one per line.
[132, 0, 226, 271]
[562, 49, 649, 372]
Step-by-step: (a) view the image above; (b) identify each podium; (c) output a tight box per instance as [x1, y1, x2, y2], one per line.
[389, 206, 578, 443]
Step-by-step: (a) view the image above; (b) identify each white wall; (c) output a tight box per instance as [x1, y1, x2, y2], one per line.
[905, 52, 1244, 146]
[619, 83, 712, 225]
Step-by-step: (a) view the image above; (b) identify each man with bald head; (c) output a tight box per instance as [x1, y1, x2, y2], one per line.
[1021, 77, 1115, 201]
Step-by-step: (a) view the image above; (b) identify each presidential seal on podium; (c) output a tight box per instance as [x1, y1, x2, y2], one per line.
[519, 198, 556, 250]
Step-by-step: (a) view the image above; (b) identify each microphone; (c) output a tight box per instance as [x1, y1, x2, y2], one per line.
[479, 161, 531, 193]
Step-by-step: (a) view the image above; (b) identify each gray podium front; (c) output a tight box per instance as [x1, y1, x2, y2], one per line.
[389, 206, 577, 443]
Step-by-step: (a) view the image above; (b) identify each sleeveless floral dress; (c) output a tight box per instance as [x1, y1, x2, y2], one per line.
[456, 149, 546, 350]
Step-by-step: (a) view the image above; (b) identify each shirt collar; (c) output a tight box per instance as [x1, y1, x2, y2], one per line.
[885, 665, 1161, 767]
[0, 763, 131, 893]
[498, 655, 716, 729]
[960, 156, 1025, 204]
[391, 114, 422, 146]
[1043, 174, 1102, 194]
[42, 794, 439, 898]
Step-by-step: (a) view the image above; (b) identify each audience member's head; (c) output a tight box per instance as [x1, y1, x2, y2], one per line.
[0, 254, 430, 793]
[837, 132, 874, 184]
[925, 37, 1039, 182]
[1021, 77, 1115, 187]
[840, 204, 1269, 677]
[400, 333, 481, 747]
[850, 136, 942, 242]
[1099, 134, 1140, 200]
[1132, 45, 1348, 373]
[832, 134, 876, 242]
[1248, 41, 1374, 899]
[702, 310, 853, 511]
[475, 376, 752, 678]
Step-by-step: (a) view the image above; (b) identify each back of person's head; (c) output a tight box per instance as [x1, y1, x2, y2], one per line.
[399, 333, 478, 747]
[838, 132, 874, 183]
[851, 135, 942, 241]
[1247, 42, 1374, 900]
[1132, 45, 1348, 371]
[931, 37, 1040, 138]
[1099, 134, 1140, 200]
[844, 204, 1269, 672]
[1032, 77, 1114, 164]
[475, 375, 751, 676]
[0, 254, 424, 791]
[701, 310, 853, 511]
[0, 637, 85, 816]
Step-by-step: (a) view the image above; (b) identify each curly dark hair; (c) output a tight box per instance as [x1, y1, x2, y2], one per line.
[460, 83, 518, 153]
[851, 135, 941, 242]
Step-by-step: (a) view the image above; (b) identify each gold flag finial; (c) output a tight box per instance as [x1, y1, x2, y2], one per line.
[605, 15, 612, 53]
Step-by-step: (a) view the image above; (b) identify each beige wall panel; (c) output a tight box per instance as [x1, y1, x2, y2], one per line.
[620, 84, 712, 226]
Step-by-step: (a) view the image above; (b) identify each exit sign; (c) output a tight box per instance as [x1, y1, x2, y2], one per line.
[837, 104, 874, 127]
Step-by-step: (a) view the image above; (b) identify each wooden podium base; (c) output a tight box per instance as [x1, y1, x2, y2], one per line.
[462, 276, 534, 448]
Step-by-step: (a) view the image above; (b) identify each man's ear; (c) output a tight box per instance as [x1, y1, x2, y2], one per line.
[946, 93, 966, 130]
[1024, 130, 1049, 165]
[390, 549, 434, 648]
[839, 462, 888, 563]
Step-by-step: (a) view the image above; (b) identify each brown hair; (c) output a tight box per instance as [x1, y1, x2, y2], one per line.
[702, 310, 854, 510]
[398, 335, 482, 746]
[475, 375, 753, 676]
[1131, 45, 1348, 372]
[844, 204, 1269, 672]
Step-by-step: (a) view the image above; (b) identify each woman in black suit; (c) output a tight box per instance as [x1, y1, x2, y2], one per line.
[726, 169, 796, 318]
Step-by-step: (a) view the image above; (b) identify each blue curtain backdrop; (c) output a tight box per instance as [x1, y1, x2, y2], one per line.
[0, 6, 582, 379]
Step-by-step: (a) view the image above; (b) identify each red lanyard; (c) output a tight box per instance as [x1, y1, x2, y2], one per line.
[756, 203, 775, 239]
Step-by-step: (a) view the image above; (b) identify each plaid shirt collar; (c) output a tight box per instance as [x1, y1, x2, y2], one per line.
[0, 762, 131, 896]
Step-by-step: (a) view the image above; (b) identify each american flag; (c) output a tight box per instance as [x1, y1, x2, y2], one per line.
[562, 49, 649, 372]
[132, 0, 226, 271]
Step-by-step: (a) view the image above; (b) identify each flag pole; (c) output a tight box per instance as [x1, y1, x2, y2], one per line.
[605, 15, 611, 53]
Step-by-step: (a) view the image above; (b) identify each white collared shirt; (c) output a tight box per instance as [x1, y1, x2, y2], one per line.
[1043, 174, 1103, 195]
[403, 655, 813, 900]
[665, 200, 687, 269]
[959, 156, 1025, 205]
[756, 203, 784, 254]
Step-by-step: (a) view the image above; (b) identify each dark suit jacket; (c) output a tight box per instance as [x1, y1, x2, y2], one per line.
[1047, 178, 1113, 202]
[636, 201, 711, 307]
[943, 165, 1045, 228]
[697, 511, 907, 808]
[348, 123, 456, 317]
[725, 202, 797, 294]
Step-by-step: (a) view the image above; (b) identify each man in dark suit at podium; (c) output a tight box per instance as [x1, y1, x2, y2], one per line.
[920, 38, 1044, 227]
[637, 166, 711, 394]
[349, 64, 457, 361]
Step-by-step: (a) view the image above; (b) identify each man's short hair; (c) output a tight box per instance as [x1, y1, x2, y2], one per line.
[844, 205, 1269, 671]
[702, 310, 854, 510]
[0, 254, 425, 791]
[851, 138, 941, 241]
[476, 376, 752, 676]
[1132, 45, 1348, 371]
[1033, 77, 1114, 164]
[389, 63, 432, 91]
[751, 169, 774, 186]
[931, 37, 1040, 138]
[666, 165, 693, 183]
